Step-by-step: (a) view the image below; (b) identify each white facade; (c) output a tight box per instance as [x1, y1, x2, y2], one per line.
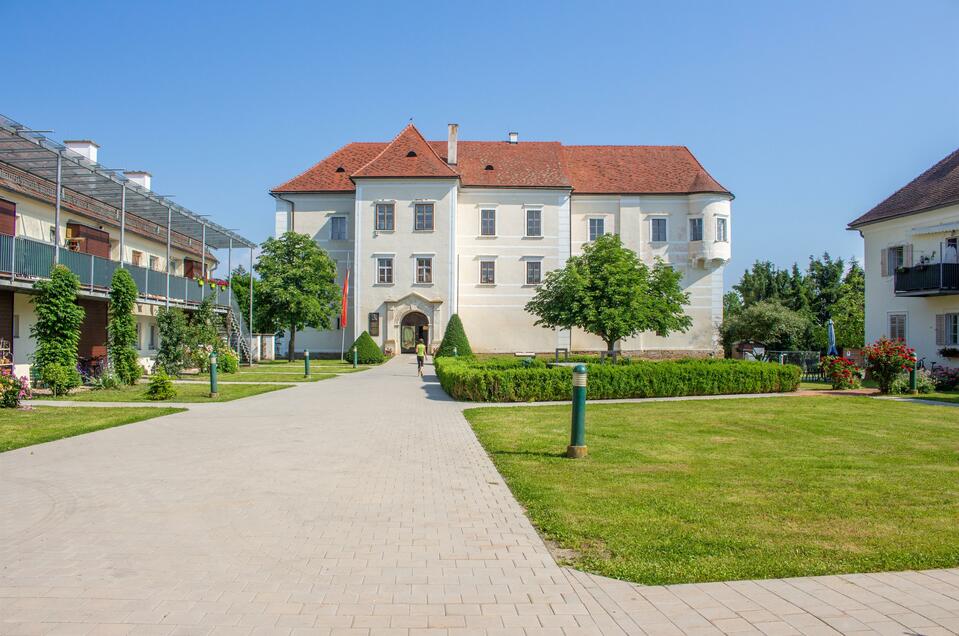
[275, 186, 732, 356]
[857, 204, 959, 367]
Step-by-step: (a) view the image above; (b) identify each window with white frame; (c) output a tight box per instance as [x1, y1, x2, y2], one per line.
[526, 208, 542, 237]
[889, 313, 907, 341]
[480, 260, 496, 285]
[480, 209, 496, 236]
[377, 257, 394, 284]
[526, 261, 542, 285]
[888, 246, 905, 272]
[414, 203, 434, 231]
[689, 218, 703, 242]
[149, 255, 160, 271]
[588, 218, 605, 242]
[716, 217, 729, 242]
[375, 203, 394, 231]
[330, 216, 347, 241]
[945, 313, 959, 346]
[651, 217, 667, 242]
[415, 257, 433, 284]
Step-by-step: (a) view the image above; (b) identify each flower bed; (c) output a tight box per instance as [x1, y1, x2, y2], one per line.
[435, 356, 801, 402]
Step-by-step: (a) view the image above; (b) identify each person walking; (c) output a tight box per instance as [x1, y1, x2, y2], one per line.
[415, 339, 427, 377]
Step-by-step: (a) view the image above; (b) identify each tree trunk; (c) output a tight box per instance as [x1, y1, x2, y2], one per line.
[604, 338, 616, 363]
[287, 326, 296, 361]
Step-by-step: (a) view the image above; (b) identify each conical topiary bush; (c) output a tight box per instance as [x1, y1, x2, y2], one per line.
[435, 314, 473, 358]
[345, 331, 385, 364]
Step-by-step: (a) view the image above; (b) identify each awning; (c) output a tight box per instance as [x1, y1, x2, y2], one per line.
[911, 220, 959, 236]
[0, 113, 256, 250]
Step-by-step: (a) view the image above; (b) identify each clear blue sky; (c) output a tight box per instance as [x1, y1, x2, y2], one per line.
[6, 1, 958, 286]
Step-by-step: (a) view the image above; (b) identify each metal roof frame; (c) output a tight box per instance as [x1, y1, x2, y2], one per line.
[0, 113, 256, 250]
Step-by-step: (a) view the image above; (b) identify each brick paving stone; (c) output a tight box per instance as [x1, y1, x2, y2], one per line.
[3, 356, 958, 634]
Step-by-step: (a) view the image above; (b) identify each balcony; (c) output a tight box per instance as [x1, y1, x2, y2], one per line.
[688, 240, 731, 268]
[0, 232, 232, 309]
[894, 263, 959, 296]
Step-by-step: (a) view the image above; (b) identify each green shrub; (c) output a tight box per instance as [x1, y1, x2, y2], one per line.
[890, 368, 935, 394]
[217, 348, 239, 374]
[41, 362, 82, 397]
[0, 374, 31, 408]
[89, 371, 122, 391]
[107, 268, 142, 385]
[146, 370, 177, 401]
[155, 307, 189, 376]
[31, 265, 85, 381]
[435, 314, 473, 358]
[435, 357, 802, 402]
[345, 331, 384, 364]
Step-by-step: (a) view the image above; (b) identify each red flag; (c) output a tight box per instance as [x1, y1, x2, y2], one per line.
[340, 268, 349, 328]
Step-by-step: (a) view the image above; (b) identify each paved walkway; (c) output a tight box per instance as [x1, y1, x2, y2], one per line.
[2, 356, 957, 635]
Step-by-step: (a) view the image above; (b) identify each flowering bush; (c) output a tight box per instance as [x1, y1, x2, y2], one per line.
[0, 374, 32, 408]
[820, 355, 861, 389]
[862, 337, 917, 394]
[891, 368, 936, 394]
[931, 366, 959, 391]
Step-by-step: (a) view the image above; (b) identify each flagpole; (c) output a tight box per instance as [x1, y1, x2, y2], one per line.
[340, 253, 351, 361]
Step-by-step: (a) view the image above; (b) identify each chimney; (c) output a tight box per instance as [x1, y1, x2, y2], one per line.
[447, 123, 459, 165]
[508, 131, 518, 144]
[124, 170, 152, 190]
[64, 140, 99, 162]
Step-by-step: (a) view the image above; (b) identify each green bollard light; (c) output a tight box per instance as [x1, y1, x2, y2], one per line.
[304, 349, 311, 378]
[567, 363, 588, 458]
[353, 348, 358, 369]
[209, 350, 219, 398]
[909, 360, 918, 395]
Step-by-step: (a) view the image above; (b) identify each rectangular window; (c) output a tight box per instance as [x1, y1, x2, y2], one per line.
[480, 260, 496, 285]
[526, 209, 542, 237]
[651, 218, 667, 242]
[947, 314, 959, 346]
[889, 313, 907, 341]
[375, 203, 394, 231]
[526, 261, 542, 285]
[589, 218, 605, 242]
[716, 217, 728, 242]
[689, 218, 703, 242]
[414, 203, 434, 231]
[132, 250, 143, 267]
[149, 325, 157, 350]
[330, 216, 347, 241]
[136, 322, 142, 350]
[12, 314, 19, 339]
[149, 255, 160, 271]
[480, 209, 496, 236]
[889, 246, 905, 270]
[377, 257, 394, 284]
[415, 257, 433, 284]
[368, 313, 380, 337]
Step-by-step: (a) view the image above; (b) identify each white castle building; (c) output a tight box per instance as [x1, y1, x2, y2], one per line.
[271, 123, 732, 355]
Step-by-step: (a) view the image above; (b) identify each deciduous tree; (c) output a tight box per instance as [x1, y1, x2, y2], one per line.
[107, 268, 142, 385]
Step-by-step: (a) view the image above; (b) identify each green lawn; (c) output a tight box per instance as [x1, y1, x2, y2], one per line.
[36, 382, 292, 403]
[912, 390, 959, 405]
[465, 396, 959, 585]
[187, 371, 337, 383]
[799, 381, 833, 391]
[1, 406, 185, 452]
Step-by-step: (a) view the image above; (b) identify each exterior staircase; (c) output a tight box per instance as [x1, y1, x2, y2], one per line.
[219, 296, 253, 364]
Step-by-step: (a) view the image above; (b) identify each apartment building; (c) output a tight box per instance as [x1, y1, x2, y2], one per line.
[271, 123, 732, 355]
[848, 147, 959, 367]
[0, 114, 256, 378]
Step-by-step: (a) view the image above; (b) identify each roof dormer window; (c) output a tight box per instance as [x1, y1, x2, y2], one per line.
[484, 164, 494, 170]
[335, 166, 345, 173]
[406, 150, 417, 157]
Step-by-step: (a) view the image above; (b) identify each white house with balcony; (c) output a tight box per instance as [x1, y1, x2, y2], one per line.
[271, 123, 732, 356]
[848, 147, 959, 367]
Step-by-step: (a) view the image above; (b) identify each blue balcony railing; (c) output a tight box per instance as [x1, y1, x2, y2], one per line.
[0, 233, 230, 308]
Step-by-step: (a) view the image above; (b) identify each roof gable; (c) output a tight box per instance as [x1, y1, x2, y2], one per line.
[351, 124, 457, 180]
[849, 148, 959, 228]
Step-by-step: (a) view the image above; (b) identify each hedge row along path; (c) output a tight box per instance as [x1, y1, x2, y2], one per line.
[2, 355, 957, 635]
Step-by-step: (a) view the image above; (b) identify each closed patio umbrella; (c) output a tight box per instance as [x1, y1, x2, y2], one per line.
[826, 318, 839, 356]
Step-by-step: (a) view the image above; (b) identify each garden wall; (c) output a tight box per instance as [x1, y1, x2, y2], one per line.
[435, 357, 802, 402]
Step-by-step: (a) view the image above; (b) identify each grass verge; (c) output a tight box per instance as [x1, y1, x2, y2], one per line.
[1, 406, 185, 452]
[910, 390, 959, 405]
[36, 382, 293, 403]
[465, 396, 959, 585]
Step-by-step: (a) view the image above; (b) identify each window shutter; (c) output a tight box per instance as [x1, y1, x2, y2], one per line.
[880, 248, 888, 277]
[905, 244, 914, 267]
[936, 314, 946, 346]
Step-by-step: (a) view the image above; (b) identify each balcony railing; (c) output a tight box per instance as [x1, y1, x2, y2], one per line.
[0, 233, 231, 308]
[894, 262, 959, 296]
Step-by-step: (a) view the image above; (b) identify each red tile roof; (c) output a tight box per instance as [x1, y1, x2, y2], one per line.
[272, 124, 730, 196]
[848, 148, 959, 228]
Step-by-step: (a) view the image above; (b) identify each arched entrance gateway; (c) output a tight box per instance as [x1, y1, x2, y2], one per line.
[400, 311, 429, 353]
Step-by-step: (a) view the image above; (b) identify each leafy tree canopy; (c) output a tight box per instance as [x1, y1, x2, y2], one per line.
[107, 268, 142, 385]
[31, 265, 85, 385]
[721, 300, 809, 354]
[255, 232, 340, 360]
[525, 234, 691, 353]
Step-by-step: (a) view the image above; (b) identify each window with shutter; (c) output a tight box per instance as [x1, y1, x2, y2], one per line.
[936, 314, 946, 346]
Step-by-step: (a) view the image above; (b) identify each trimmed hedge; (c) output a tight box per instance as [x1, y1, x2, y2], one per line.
[345, 331, 385, 364]
[435, 314, 473, 358]
[435, 357, 801, 402]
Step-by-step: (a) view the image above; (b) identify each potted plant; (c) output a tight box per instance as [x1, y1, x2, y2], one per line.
[939, 347, 959, 359]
